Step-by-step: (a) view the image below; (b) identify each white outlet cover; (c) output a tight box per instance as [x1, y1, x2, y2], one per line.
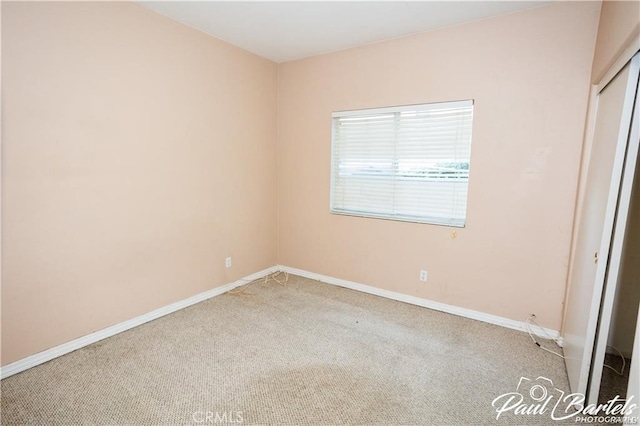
[225, 257, 232, 268]
[419, 270, 428, 281]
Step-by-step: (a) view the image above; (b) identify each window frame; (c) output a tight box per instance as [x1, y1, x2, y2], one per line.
[329, 100, 474, 227]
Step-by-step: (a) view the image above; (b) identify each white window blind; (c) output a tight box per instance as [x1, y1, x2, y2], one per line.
[330, 100, 473, 227]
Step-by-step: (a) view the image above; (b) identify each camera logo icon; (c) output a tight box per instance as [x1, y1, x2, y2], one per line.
[516, 376, 562, 403]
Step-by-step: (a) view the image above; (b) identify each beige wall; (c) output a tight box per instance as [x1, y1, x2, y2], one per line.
[1, 2, 278, 365]
[591, 0, 640, 84]
[563, 0, 640, 341]
[277, 2, 600, 330]
[1, 1, 610, 367]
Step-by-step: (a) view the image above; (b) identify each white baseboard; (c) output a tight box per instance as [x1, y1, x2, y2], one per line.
[2, 264, 563, 380]
[0, 266, 278, 380]
[278, 265, 563, 345]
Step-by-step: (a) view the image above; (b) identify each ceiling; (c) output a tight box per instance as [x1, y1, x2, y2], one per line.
[138, 1, 549, 63]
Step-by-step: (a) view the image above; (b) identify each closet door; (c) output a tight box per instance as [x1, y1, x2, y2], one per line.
[563, 54, 640, 397]
[588, 60, 640, 404]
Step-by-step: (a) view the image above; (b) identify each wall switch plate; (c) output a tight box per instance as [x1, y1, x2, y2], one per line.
[225, 257, 232, 268]
[419, 270, 428, 282]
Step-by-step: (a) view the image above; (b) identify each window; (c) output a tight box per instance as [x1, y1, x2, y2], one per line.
[330, 100, 473, 227]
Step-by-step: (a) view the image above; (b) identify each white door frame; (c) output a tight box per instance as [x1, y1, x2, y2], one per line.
[625, 302, 640, 425]
[588, 60, 640, 404]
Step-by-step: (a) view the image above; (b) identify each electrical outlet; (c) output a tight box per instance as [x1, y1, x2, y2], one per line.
[419, 270, 428, 282]
[225, 257, 232, 268]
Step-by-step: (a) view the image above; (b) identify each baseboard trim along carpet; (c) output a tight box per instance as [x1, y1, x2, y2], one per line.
[278, 265, 563, 346]
[2, 264, 562, 380]
[0, 266, 279, 380]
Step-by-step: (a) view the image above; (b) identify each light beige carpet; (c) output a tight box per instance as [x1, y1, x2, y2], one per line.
[2, 274, 576, 425]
